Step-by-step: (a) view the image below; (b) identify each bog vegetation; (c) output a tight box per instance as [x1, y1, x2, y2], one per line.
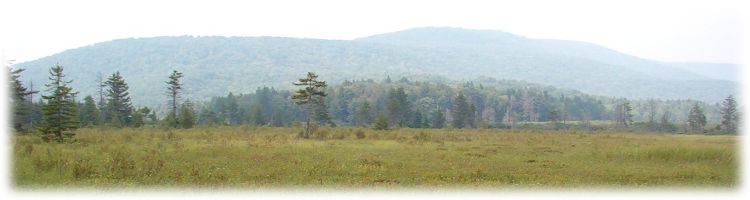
[13, 127, 738, 188]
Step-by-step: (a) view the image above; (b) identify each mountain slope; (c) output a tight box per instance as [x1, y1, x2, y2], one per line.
[666, 62, 740, 81]
[16, 27, 736, 107]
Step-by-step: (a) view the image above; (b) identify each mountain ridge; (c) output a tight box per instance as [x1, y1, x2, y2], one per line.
[15, 27, 737, 106]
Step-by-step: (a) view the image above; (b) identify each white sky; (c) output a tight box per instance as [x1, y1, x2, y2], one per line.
[0, 0, 746, 64]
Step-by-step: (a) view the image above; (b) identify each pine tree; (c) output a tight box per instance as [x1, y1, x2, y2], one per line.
[720, 95, 738, 133]
[687, 104, 707, 133]
[40, 65, 78, 143]
[165, 70, 184, 128]
[105, 71, 133, 127]
[291, 72, 327, 138]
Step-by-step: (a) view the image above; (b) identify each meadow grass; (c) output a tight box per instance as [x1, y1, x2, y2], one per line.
[12, 126, 738, 189]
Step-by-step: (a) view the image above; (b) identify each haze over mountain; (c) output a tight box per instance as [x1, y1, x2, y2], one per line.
[16, 27, 737, 106]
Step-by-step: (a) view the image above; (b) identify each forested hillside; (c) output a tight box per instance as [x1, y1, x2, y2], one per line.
[193, 77, 721, 129]
[15, 27, 737, 107]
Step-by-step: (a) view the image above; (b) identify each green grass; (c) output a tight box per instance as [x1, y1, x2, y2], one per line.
[12, 126, 738, 189]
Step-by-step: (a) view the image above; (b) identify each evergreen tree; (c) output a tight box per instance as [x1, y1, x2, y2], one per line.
[410, 110, 424, 128]
[720, 95, 738, 133]
[105, 71, 133, 126]
[431, 109, 445, 128]
[9, 67, 38, 132]
[270, 107, 286, 127]
[452, 92, 470, 128]
[224, 93, 240, 125]
[250, 103, 266, 125]
[109, 110, 122, 128]
[614, 100, 633, 128]
[504, 94, 517, 129]
[646, 100, 658, 131]
[198, 107, 219, 126]
[354, 100, 372, 127]
[373, 112, 389, 130]
[468, 103, 477, 128]
[131, 108, 145, 127]
[139, 107, 154, 125]
[548, 109, 560, 123]
[623, 101, 633, 128]
[40, 65, 78, 143]
[386, 87, 409, 127]
[180, 100, 196, 129]
[78, 95, 100, 127]
[165, 70, 184, 128]
[314, 100, 334, 126]
[687, 104, 707, 133]
[97, 73, 107, 125]
[659, 111, 675, 132]
[291, 72, 328, 138]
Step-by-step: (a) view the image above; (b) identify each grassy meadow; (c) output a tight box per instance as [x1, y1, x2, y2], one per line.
[12, 126, 738, 189]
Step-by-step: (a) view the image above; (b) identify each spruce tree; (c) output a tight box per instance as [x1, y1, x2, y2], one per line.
[720, 95, 738, 133]
[78, 95, 100, 127]
[687, 104, 707, 133]
[40, 65, 78, 143]
[622, 101, 633, 128]
[314, 100, 333, 126]
[105, 71, 133, 127]
[291, 72, 327, 138]
[9, 67, 38, 132]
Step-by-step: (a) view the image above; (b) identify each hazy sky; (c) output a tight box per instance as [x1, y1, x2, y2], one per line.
[0, 0, 745, 64]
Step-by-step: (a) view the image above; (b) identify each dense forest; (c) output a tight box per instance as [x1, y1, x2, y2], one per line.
[10, 66, 739, 141]
[192, 77, 728, 131]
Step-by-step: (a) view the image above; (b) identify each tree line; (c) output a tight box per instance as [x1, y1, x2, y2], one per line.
[9, 65, 741, 142]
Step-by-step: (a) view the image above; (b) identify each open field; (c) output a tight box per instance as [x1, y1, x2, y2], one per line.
[12, 126, 738, 188]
